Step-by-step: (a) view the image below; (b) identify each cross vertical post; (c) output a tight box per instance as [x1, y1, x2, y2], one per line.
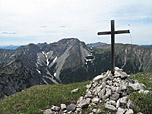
[97, 20, 130, 76]
[111, 20, 115, 76]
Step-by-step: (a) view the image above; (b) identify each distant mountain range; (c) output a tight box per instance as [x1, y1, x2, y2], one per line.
[87, 42, 107, 47]
[141, 45, 152, 47]
[0, 45, 21, 50]
[0, 38, 152, 98]
[1, 43, 151, 50]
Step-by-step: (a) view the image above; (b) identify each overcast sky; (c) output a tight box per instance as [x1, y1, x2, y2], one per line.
[0, 0, 152, 45]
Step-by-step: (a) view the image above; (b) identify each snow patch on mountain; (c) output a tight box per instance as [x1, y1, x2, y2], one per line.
[36, 69, 41, 74]
[53, 57, 57, 63]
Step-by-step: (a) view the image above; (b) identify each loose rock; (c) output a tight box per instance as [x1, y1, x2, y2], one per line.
[78, 98, 91, 108]
[92, 97, 100, 104]
[120, 96, 128, 104]
[43, 67, 150, 114]
[110, 92, 120, 101]
[43, 109, 53, 114]
[125, 109, 134, 114]
[127, 100, 136, 112]
[93, 74, 105, 81]
[61, 104, 66, 110]
[51, 106, 60, 111]
[71, 88, 79, 93]
[66, 104, 76, 112]
[116, 107, 126, 114]
[105, 103, 117, 112]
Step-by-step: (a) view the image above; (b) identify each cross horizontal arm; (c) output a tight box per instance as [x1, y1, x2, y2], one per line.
[115, 30, 130, 34]
[97, 30, 130, 35]
[97, 31, 111, 35]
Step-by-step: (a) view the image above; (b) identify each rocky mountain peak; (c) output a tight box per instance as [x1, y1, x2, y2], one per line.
[0, 38, 94, 98]
[58, 38, 80, 43]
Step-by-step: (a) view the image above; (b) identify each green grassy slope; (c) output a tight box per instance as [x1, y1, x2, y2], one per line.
[130, 72, 152, 114]
[0, 81, 89, 114]
[0, 72, 152, 114]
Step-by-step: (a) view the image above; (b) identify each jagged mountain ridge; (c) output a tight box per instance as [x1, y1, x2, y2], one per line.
[0, 38, 152, 98]
[0, 38, 93, 98]
[92, 44, 152, 74]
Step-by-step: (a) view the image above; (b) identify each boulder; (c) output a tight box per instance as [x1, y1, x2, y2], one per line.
[101, 95, 108, 101]
[125, 109, 134, 114]
[120, 81, 128, 90]
[116, 78, 122, 83]
[110, 92, 120, 101]
[129, 82, 145, 91]
[116, 99, 120, 108]
[61, 104, 66, 110]
[105, 103, 117, 112]
[116, 107, 126, 114]
[96, 109, 101, 113]
[77, 96, 83, 104]
[78, 98, 91, 108]
[71, 88, 79, 93]
[63, 110, 67, 113]
[126, 78, 135, 83]
[86, 84, 91, 89]
[101, 82, 106, 87]
[66, 104, 76, 112]
[107, 100, 116, 106]
[114, 67, 128, 79]
[115, 67, 123, 71]
[127, 100, 136, 112]
[92, 108, 97, 113]
[105, 88, 112, 97]
[120, 96, 128, 104]
[138, 90, 150, 94]
[92, 82, 98, 87]
[114, 71, 122, 78]
[107, 80, 113, 86]
[85, 91, 93, 98]
[93, 74, 105, 82]
[98, 88, 106, 99]
[137, 112, 143, 114]
[43, 109, 53, 114]
[143, 90, 150, 94]
[51, 106, 60, 111]
[120, 73, 128, 79]
[76, 107, 82, 112]
[92, 97, 100, 104]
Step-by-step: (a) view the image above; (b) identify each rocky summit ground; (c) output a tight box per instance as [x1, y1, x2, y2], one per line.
[43, 67, 150, 114]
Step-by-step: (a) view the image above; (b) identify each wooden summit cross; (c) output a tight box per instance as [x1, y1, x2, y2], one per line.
[97, 20, 130, 76]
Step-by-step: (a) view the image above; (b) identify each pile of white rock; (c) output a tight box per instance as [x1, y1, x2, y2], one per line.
[43, 67, 149, 114]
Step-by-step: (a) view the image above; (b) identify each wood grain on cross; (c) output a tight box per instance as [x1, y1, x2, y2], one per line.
[97, 20, 130, 76]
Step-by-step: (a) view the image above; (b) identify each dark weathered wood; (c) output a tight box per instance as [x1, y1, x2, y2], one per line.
[98, 31, 111, 35]
[111, 20, 115, 76]
[98, 30, 130, 35]
[97, 30, 130, 35]
[97, 20, 130, 76]
[115, 30, 130, 34]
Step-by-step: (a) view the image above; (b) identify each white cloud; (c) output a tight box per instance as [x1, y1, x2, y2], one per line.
[0, 0, 152, 45]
